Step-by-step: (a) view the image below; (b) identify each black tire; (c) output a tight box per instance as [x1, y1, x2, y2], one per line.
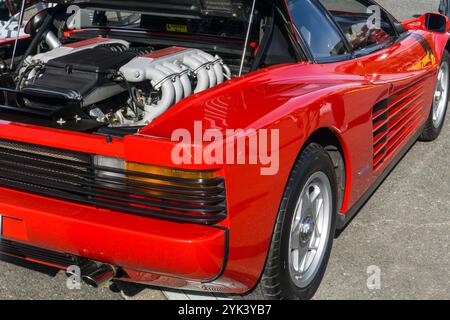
[251, 143, 338, 300]
[420, 50, 450, 141]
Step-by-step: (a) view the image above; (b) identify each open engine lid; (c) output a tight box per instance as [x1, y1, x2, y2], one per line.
[42, 0, 251, 19]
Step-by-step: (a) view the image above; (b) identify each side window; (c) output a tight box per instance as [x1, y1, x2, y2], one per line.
[287, 0, 349, 61]
[319, 0, 396, 52]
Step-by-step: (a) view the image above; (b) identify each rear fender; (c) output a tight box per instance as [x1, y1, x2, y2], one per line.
[431, 31, 450, 63]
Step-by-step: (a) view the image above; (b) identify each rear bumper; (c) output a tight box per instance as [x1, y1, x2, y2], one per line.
[0, 121, 267, 294]
[0, 187, 227, 282]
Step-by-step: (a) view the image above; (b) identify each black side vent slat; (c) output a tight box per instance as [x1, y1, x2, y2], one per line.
[372, 100, 388, 170]
[0, 139, 227, 224]
[373, 123, 388, 139]
[373, 100, 387, 114]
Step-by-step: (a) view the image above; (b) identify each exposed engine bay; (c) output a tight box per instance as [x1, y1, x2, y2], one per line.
[16, 37, 231, 127]
[0, 0, 300, 133]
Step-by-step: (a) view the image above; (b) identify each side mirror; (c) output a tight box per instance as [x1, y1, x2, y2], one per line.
[424, 12, 449, 33]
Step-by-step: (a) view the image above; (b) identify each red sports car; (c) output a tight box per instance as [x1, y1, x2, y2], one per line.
[0, 0, 448, 300]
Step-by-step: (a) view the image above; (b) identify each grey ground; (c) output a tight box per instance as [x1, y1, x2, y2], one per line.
[0, 0, 448, 300]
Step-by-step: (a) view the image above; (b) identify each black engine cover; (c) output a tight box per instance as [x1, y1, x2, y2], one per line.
[47, 45, 137, 73]
[21, 46, 137, 120]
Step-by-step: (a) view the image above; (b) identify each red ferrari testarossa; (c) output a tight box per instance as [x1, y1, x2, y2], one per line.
[0, 0, 448, 299]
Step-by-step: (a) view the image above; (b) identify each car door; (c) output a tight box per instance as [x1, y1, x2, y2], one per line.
[319, 0, 436, 175]
[287, 0, 381, 209]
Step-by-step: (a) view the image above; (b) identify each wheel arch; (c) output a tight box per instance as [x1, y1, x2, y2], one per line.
[248, 126, 349, 297]
[445, 37, 450, 56]
[303, 127, 350, 213]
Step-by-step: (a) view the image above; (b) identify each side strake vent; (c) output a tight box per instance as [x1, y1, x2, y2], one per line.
[0, 139, 226, 225]
[372, 81, 425, 170]
[372, 99, 388, 169]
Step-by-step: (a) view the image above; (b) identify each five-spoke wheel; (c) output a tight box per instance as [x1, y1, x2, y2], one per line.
[433, 60, 449, 129]
[288, 172, 332, 288]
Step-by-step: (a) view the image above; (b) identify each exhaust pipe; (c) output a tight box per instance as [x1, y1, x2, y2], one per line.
[82, 264, 115, 288]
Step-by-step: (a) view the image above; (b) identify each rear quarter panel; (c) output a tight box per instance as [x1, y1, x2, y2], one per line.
[139, 60, 387, 290]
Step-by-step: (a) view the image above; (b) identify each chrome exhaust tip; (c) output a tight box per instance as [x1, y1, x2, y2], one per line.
[82, 264, 115, 288]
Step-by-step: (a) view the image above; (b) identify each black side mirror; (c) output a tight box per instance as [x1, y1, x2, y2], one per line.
[424, 12, 449, 33]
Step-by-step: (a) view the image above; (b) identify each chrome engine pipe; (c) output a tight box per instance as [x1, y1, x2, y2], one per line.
[183, 55, 209, 93]
[222, 64, 232, 80]
[144, 67, 176, 122]
[198, 51, 224, 84]
[44, 31, 62, 50]
[193, 54, 217, 87]
[156, 64, 183, 103]
[164, 62, 192, 97]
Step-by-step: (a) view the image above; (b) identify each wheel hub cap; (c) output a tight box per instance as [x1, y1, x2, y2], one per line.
[299, 215, 315, 245]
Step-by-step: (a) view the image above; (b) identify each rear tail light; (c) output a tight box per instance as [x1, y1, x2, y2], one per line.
[0, 140, 226, 225]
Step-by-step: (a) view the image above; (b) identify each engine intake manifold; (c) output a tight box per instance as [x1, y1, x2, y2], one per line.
[119, 46, 229, 123]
